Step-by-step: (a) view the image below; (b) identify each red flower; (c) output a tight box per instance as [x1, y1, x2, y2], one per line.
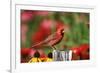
[79, 44, 89, 52]
[71, 44, 89, 60]
[71, 46, 81, 56]
[21, 48, 36, 57]
[21, 48, 37, 63]
[79, 44, 89, 59]
[21, 48, 30, 55]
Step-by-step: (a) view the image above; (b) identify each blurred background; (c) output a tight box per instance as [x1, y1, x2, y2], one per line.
[21, 10, 89, 63]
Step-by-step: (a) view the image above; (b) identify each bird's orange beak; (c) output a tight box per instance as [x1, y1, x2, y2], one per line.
[62, 30, 65, 33]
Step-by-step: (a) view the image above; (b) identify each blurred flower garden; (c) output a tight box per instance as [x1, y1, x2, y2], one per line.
[21, 10, 89, 63]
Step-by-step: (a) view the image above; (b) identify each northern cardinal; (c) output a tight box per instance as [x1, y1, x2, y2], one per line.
[31, 27, 65, 50]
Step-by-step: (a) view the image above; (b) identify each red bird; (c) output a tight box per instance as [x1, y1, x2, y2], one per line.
[31, 27, 65, 50]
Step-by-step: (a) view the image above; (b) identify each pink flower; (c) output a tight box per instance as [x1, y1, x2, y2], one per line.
[34, 11, 49, 16]
[21, 10, 34, 22]
[21, 24, 28, 44]
[21, 24, 28, 35]
[40, 19, 54, 29]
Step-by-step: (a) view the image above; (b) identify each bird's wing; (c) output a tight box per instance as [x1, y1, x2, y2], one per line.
[44, 32, 57, 43]
[31, 32, 57, 48]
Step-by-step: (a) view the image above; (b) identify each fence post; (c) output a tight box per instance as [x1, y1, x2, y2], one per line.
[53, 49, 72, 61]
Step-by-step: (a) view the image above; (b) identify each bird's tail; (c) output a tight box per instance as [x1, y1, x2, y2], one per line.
[31, 41, 45, 48]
